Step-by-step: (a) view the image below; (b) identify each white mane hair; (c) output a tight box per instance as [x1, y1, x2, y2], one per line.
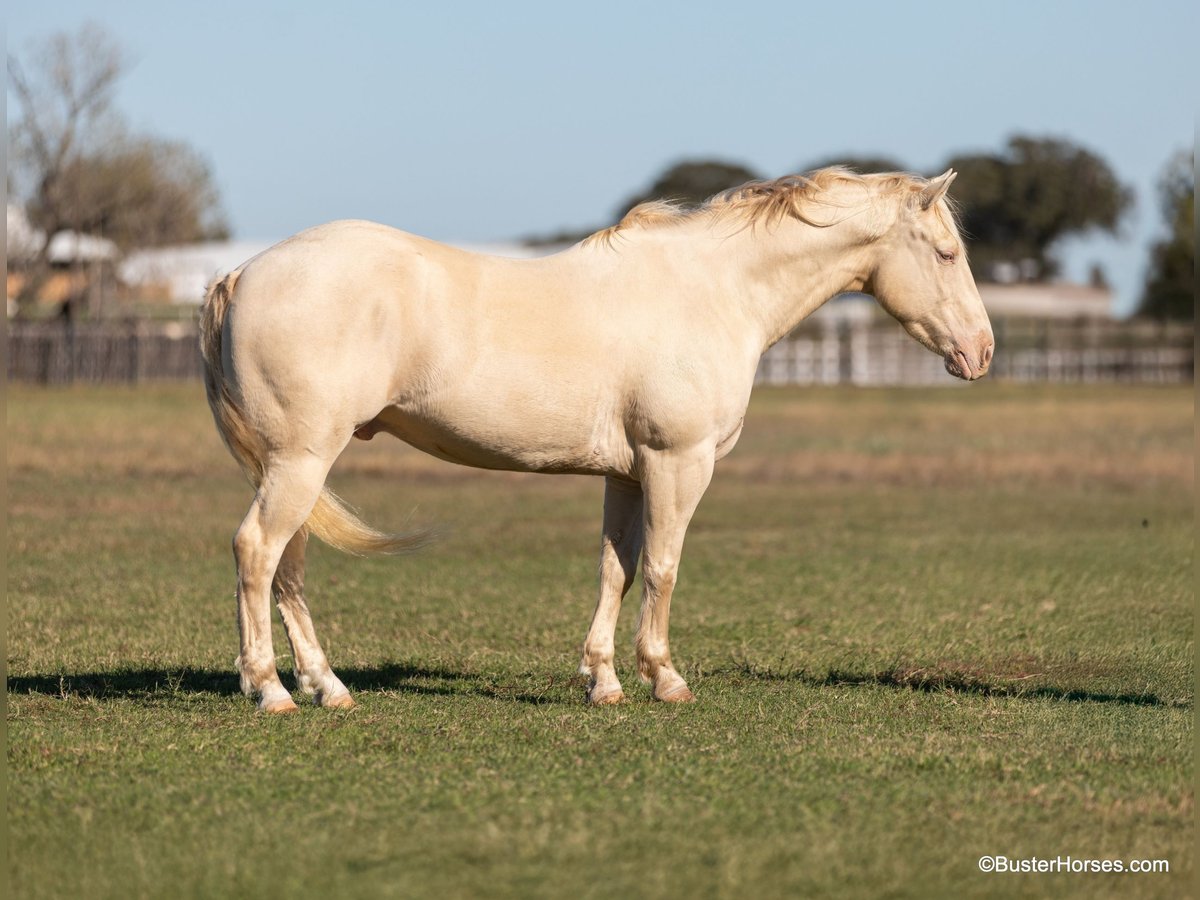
[584, 166, 960, 248]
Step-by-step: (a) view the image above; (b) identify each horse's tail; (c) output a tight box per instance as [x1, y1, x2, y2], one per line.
[199, 271, 430, 557]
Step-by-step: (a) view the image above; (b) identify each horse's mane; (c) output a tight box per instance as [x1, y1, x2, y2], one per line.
[583, 166, 939, 248]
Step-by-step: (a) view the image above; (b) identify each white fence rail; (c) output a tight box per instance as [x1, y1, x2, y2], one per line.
[755, 318, 1193, 386]
[6, 318, 1193, 386]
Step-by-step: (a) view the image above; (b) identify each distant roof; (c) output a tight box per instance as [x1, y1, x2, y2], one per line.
[120, 241, 277, 303]
[978, 283, 1113, 319]
[7, 205, 117, 263]
[119, 239, 562, 303]
[45, 230, 118, 263]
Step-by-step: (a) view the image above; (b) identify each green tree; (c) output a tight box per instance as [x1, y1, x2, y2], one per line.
[945, 136, 1133, 282]
[798, 154, 908, 175]
[616, 159, 761, 216]
[525, 158, 761, 247]
[1139, 151, 1194, 320]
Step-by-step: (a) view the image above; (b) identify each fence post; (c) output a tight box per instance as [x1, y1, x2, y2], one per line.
[130, 319, 140, 385]
[67, 319, 80, 384]
[838, 320, 852, 384]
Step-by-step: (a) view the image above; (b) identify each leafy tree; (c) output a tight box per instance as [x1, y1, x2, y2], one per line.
[1139, 151, 1194, 320]
[798, 154, 908, 175]
[616, 159, 761, 216]
[8, 24, 229, 314]
[525, 158, 761, 246]
[944, 136, 1133, 282]
[31, 134, 230, 251]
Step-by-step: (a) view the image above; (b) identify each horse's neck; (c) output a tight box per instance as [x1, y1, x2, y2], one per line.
[720, 220, 878, 351]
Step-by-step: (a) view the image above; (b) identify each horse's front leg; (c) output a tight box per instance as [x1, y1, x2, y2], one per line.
[635, 445, 715, 702]
[580, 476, 644, 705]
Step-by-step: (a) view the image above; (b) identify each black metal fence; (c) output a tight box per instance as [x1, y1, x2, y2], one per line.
[5, 317, 1194, 386]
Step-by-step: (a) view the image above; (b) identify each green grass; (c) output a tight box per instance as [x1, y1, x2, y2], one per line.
[7, 382, 1194, 899]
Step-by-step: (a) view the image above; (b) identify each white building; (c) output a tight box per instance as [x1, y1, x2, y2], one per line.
[7, 204, 118, 265]
[119, 239, 559, 304]
[119, 241, 278, 304]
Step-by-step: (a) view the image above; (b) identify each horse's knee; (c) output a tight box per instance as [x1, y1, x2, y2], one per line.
[642, 559, 677, 594]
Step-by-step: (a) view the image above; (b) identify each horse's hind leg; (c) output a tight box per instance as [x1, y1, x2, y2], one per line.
[273, 530, 355, 708]
[233, 454, 334, 713]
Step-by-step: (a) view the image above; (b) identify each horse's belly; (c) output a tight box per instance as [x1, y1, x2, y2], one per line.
[366, 403, 628, 477]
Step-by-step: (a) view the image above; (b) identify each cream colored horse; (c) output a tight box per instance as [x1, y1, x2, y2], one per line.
[200, 167, 993, 713]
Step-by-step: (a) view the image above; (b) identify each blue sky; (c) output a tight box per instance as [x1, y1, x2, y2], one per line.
[8, 1, 1196, 313]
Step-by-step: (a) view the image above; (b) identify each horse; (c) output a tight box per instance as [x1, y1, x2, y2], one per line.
[199, 167, 993, 713]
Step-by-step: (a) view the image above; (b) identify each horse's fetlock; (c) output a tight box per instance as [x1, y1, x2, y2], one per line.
[237, 661, 256, 698]
[236, 650, 280, 697]
[636, 635, 672, 682]
[581, 641, 614, 670]
[296, 670, 320, 695]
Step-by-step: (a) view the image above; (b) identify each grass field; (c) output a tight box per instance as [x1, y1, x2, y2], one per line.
[7, 382, 1194, 899]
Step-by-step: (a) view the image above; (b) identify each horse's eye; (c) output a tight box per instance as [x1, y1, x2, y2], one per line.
[937, 249, 956, 263]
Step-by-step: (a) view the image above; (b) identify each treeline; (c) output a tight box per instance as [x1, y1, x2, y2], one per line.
[9, 25, 1192, 322]
[531, 143, 1193, 321]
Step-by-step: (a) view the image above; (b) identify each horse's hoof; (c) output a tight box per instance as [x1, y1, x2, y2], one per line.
[654, 684, 696, 703]
[588, 687, 625, 706]
[260, 696, 299, 714]
[322, 693, 356, 710]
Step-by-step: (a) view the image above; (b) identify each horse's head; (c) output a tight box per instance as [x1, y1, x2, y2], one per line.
[865, 170, 994, 381]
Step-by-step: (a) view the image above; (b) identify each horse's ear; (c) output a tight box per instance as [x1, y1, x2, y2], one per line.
[918, 169, 957, 210]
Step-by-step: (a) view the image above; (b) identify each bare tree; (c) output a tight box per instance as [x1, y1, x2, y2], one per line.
[8, 24, 126, 313]
[9, 23, 229, 317]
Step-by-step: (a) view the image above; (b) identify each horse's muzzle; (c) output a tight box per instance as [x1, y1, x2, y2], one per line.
[944, 332, 994, 381]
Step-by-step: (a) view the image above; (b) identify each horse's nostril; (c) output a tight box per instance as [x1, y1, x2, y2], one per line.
[981, 342, 994, 367]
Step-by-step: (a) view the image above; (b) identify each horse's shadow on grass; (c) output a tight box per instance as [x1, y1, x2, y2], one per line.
[5, 662, 568, 706]
[717, 664, 1187, 708]
[6, 662, 1187, 709]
